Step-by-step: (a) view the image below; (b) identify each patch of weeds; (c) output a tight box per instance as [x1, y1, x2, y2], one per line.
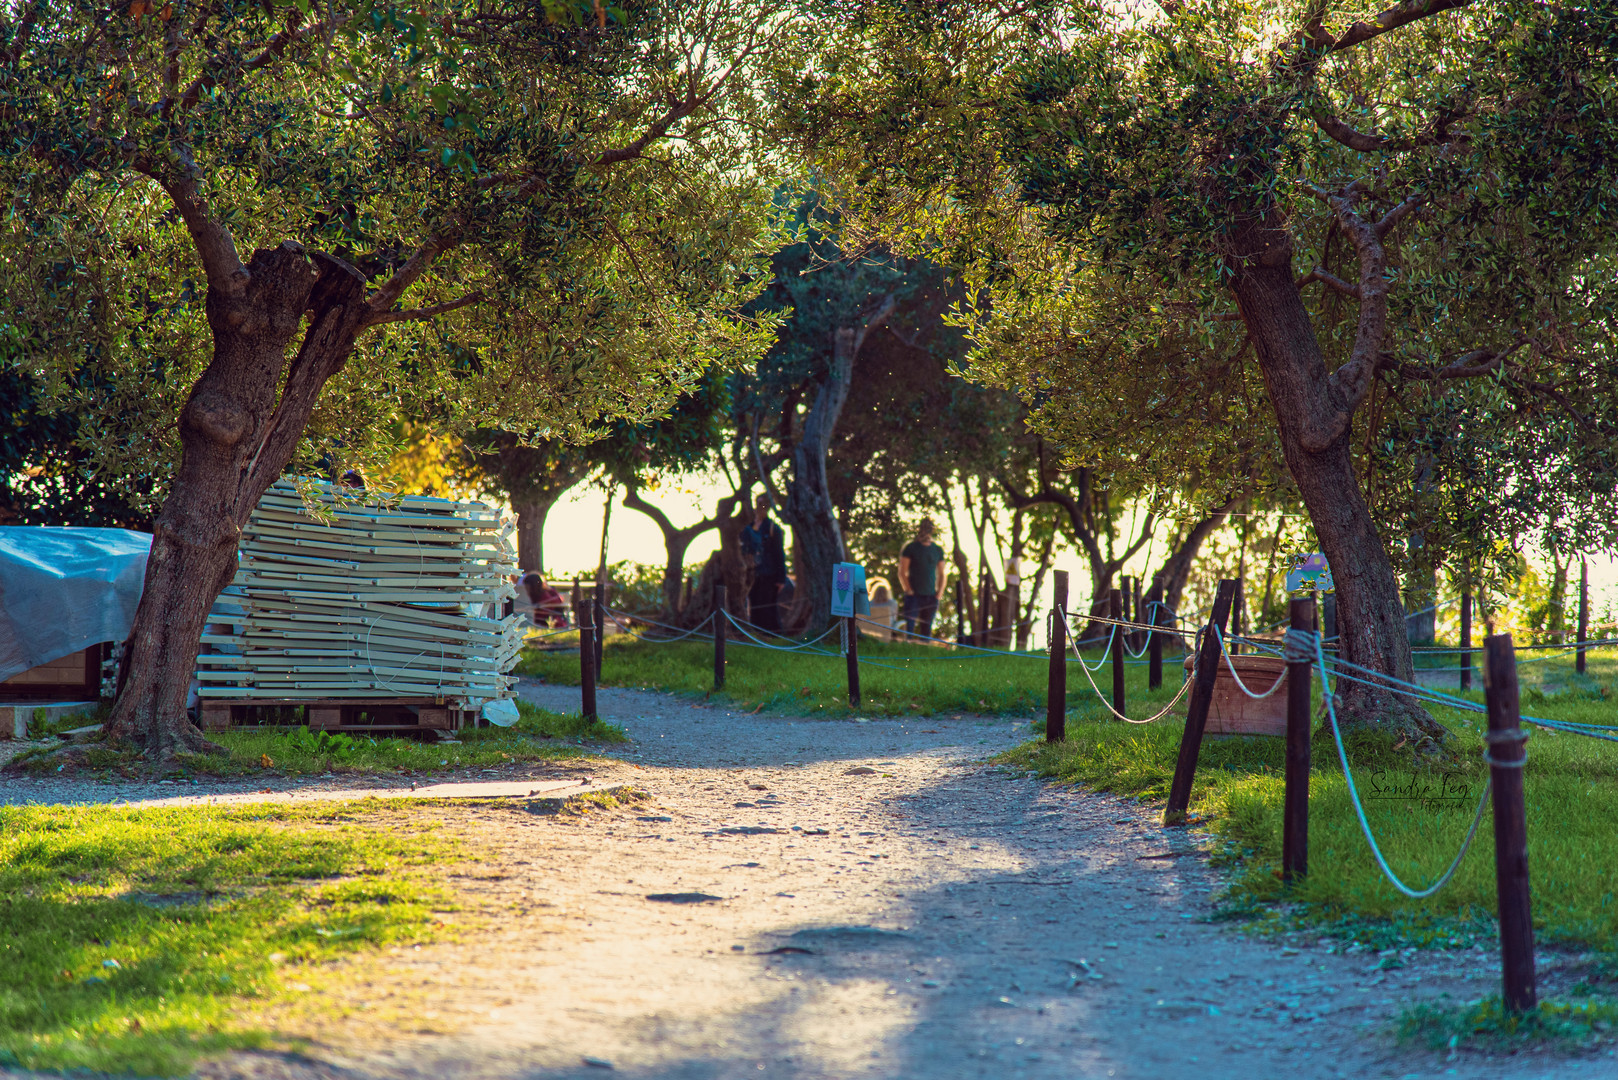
[25, 702, 110, 739]
[1399, 995, 1618, 1052]
[8, 737, 145, 777]
[0, 802, 456, 1075]
[511, 699, 628, 743]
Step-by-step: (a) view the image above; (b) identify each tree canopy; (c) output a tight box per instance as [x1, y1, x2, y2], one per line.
[0, 0, 793, 756]
[773, 0, 1618, 740]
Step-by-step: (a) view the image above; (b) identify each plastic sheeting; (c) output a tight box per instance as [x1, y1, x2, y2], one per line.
[0, 528, 151, 684]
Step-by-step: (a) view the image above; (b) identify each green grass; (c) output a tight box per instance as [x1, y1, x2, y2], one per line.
[999, 656, 1618, 954]
[1399, 995, 1618, 1052]
[209, 701, 626, 776]
[10, 702, 625, 778]
[516, 632, 1099, 716]
[0, 801, 459, 1075]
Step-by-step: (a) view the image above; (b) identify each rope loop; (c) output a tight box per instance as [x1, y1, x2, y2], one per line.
[1282, 627, 1319, 664]
[1315, 630, 1490, 899]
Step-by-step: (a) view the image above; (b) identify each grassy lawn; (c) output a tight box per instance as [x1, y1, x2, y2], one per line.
[0, 801, 460, 1075]
[9, 702, 624, 779]
[516, 631, 1137, 717]
[999, 650, 1618, 957]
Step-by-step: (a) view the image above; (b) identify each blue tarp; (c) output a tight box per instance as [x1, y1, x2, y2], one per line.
[0, 527, 151, 683]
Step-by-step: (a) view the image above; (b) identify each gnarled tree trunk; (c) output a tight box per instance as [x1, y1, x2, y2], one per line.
[781, 294, 895, 634]
[511, 494, 559, 573]
[107, 243, 372, 759]
[1228, 217, 1442, 745]
[622, 482, 742, 619]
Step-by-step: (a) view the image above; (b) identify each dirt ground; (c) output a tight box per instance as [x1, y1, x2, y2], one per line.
[5, 680, 1615, 1079]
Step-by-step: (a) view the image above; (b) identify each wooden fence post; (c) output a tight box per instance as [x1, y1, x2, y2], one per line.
[1164, 579, 1236, 826]
[577, 588, 597, 721]
[1147, 583, 1165, 691]
[1282, 596, 1316, 883]
[1484, 633, 1536, 1015]
[845, 615, 861, 707]
[1577, 559, 1589, 675]
[956, 577, 968, 644]
[1110, 587, 1126, 719]
[712, 584, 727, 690]
[1230, 575, 1244, 655]
[1047, 570, 1069, 743]
[593, 584, 605, 678]
[1460, 585, 1473, 691]
[1132, 576, 1144, 652]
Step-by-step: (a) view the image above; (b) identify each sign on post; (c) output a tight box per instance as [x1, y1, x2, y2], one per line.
[830, 562, 869, 617]
[1285, 553, 1334, 594]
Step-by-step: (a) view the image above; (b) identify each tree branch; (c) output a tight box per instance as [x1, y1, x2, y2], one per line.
[1304, 0, 1473, 54]
[366, 229, 462, 312]
[1517, 378, 1597, 432]
[363, 290, 484, 327]
[175, 14, 345, 112]
[150, 173, 248, 293]
[1375, 192, 1423, 237]
[1313, 109, 1466, 153]
[1298, 266, 1361, 298]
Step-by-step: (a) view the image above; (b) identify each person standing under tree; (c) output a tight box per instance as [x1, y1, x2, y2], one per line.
[740, 495, 788, 633]
[899, 518, 947, 639]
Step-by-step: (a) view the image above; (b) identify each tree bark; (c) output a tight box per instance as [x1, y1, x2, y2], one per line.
[621, 483, 740, 620]
[511, 494, 559, 573]
[781, 294, 895, 634]
[105, 243, 372, 759]
[1228, 218, 1442, 744]
[1148, 495, 1244, 644]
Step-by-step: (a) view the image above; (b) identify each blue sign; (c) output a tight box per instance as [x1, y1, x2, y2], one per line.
[830, 562, 869, 617]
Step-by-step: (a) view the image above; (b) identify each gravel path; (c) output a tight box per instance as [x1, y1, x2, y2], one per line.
[4, 680, 1611, 1079]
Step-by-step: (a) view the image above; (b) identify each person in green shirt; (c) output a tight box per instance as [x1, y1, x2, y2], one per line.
[898, 518, 947, 639]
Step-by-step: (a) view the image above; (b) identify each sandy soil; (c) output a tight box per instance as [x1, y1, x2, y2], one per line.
[4, 680, 1613, 1079]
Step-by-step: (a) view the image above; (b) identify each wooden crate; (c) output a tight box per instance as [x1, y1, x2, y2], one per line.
[1, 644, 107, 701]
[199, 697, 480, 733]
[1184, 653, 1289, 736]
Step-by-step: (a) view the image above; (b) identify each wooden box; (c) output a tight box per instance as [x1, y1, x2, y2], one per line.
[1, 645, 106, 701]
[1185, 653, 1289, 736]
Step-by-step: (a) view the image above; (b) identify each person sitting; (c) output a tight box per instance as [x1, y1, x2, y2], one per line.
[866, 581, 898, 641]
[523, 573, 570, 628]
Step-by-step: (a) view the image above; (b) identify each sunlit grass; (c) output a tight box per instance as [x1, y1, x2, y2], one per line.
[516, 631, 1175, 717]
[1000, 662, 1618, 950]
[0, 802, 459, 1075]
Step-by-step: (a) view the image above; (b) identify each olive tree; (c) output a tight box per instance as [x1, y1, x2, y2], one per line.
[1, 0, 788, 758]
[778, 0, 1618, 742]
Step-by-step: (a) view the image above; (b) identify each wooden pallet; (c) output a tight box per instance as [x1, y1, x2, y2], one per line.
[199, 696, 482, 733]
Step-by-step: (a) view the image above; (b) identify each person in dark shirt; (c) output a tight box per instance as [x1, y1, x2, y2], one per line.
[739, 495, 788, 632]
[898, 517, 947, 639]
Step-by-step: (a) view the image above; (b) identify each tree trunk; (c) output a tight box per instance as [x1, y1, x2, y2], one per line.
[106, 244, 372, 759]
[1229, 224, 1442, 744]
[782, 295, 895, 634]
[1152, 496, 1243, 623]
[621, 483, 737, 620]
[511, 494, 558, 573]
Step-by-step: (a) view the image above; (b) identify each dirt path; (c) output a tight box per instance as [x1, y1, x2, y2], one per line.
[6, 682, 1610, 1079]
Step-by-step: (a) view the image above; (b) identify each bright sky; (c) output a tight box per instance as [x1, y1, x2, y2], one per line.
[540, 467, 1618, 645]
